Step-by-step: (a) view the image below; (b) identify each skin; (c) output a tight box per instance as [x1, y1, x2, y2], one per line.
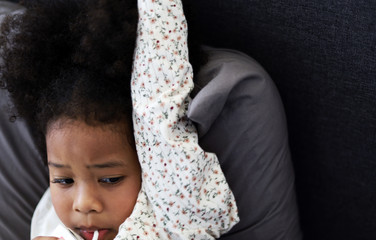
[34, 119, 141, 240]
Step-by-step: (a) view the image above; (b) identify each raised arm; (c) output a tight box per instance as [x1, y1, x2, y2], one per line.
[117, 0, 239, 238]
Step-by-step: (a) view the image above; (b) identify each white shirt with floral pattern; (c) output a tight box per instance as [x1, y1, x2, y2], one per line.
[116, 0, 239, 239]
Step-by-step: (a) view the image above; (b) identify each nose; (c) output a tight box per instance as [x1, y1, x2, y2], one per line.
[73, 184, 103, 214]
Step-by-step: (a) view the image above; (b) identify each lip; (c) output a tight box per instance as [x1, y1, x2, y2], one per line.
[79, 228, 109, 240]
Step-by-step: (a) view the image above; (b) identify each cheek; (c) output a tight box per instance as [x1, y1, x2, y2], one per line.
[50, 186, 72, 225]
[109, 177, 141, 221]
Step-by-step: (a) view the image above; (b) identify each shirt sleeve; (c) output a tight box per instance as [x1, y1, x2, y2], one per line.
[115, 0, 239, 239]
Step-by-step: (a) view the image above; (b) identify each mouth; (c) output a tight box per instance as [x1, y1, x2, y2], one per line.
[78, 228, 110, 240]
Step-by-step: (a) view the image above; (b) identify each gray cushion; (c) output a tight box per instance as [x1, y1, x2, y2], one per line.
[0, 2, 49, 239]
[0, 83, 49, 239]
[189, 47, 301, 240]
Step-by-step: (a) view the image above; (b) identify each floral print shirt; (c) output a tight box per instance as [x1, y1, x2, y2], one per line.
[115, 0, 239, 239]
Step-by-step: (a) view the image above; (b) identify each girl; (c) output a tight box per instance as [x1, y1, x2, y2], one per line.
[0, 0, 239, 239]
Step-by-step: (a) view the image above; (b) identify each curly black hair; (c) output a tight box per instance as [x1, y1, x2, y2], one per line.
[0, 0, 205, 162]
[0, 0, 139, 161]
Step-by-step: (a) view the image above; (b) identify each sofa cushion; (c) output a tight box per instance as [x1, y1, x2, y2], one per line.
[189, 47, 301, 240]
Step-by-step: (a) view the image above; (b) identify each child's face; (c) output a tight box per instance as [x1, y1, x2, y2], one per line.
[46, 119, 141, 240]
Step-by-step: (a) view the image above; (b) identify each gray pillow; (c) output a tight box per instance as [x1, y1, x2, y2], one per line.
[188, 47, 302, 240]
[0, 89, 49, 240]
[0, 2, 49, 239]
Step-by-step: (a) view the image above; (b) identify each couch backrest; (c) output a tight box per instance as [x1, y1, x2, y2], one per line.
[187, 1, 376, 239]
[4, 0, 376, 239]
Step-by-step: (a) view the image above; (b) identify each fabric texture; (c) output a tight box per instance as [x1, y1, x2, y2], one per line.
[0, 87, 49, 240]
[30, 189, 63, 239]
[119, 0, 239, 238]
[0, 2, 49, 240]
[186, 1, 376, 239]
[189, 47, 301, 240]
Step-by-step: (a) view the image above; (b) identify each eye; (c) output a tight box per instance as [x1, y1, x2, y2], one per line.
[51, 178, 74, 185]
[99, 176, 124, 185]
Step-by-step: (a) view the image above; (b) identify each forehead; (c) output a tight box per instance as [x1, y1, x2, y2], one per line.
[46, 119, 135, 163]
[47, 118, 133, 143]
[47, 118, 130, 135]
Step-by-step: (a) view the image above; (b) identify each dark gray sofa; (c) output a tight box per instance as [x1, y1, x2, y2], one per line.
[2, 0, 376, 239]
[186, 1, 376, 240]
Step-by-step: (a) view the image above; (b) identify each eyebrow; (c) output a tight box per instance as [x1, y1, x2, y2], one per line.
[48, 162, 71, 169]
[86, 161, 126, 169]
[47, 161, 126, 169]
